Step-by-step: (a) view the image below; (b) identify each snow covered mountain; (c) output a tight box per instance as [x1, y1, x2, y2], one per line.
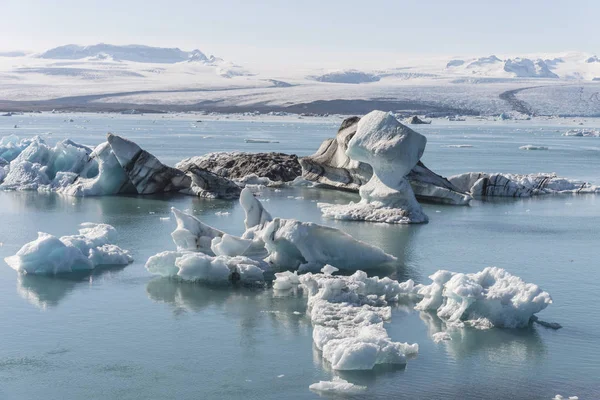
[0, 44, 599, 116]
[39, 44, 216, 64]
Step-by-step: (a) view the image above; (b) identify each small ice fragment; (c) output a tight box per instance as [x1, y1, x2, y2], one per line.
[149, 212, 155, 215]
[277, 374, 285, 378]
[432, 332, 452, 343]
[215, 211, 231, 216]
[553, 396, 578, 400]
[435, 210, 441, 213]
[309, 377, 366, 394]
[321, 264, 339, 276]
[293, 311, 301, 315]
[159, 217, 170, 221]
[287, 196, 294, 199]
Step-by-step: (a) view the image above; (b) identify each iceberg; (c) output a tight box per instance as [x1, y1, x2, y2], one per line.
[300, 116, 470, 205]
[449, 172, 599, 197]
[277, 267, 419, 371]
[519, 145, 549, 150]
[4, 223, 132, 275]
[415, 267, 552, 329]
[309, 377, 366, 394]
[318, 111, 429, 224]
[149, 188, 396, 274]
[562, 128, 600, 137]
[145, 251, 266, 285]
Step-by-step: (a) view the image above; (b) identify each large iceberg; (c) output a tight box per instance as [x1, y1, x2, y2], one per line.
[5, 223, 133, 275]
[147, 188, 397, 275]
[66, 134, 190, 196]
[449, 172, 599, 197]
[415, 267, 552, 329]
[300, 116, 471, 205]
[276, 266, 419, 370]
[318, 111, 429, 224]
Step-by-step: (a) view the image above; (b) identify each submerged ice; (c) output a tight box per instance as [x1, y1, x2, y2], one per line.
[5, 223, 132, 275]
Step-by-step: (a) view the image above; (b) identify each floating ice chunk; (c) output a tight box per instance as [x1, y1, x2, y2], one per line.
[171, 207, 224, 254]
[272, 271, 300, 290]
[261, 217, 396, 271]
[318, 111, 428, 224]
[240, 187, 272, 230]
[4, 223, 132, 275]
[519, 145, 549, 150]
[552, 395, 579, 400]
[321, 264, 339, 276]
[309, 377, 366, 394]
[432, 331, 452, 343]
[442, 144, 474, 148]
[416, 267, 552, 328]
[563, 128, 599, 137]
[449, 172, 599, 197]
[298, 271, 419, 370]
[144, 250, 266, 285]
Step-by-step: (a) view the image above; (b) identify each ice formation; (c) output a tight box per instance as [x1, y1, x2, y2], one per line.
[145, 251, 267, 285]
[66, 134, 190, 196]
[0, 136, 94, 191]
[449, 172, 599, 197]
[519, 145, 549, 150]
[276, 267, 420, 370]
[300, 116, 471, 205]
[415, 267, 552, 329]
[562, 128, 600, 137]
[309, 377, 366, 394]
[4, 223, 132, 275]
[318, 111, 429, 223]
[147, 188, 396, 279]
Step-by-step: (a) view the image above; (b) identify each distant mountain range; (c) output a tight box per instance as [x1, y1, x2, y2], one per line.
[38, 44, 220, 64]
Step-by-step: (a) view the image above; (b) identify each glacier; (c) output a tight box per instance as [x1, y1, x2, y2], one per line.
[5, 223, 132, 275]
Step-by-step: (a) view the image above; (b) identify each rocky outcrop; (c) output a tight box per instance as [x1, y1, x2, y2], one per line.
[176, 152, 301, 183]
[300, 116, 471, 205]
[319, 111, 429, 224]
[449, 172, 600, 197]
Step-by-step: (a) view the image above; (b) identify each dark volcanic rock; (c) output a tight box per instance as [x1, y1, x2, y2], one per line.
[407, 116, 431, 124]
[176, 152, 301, 182]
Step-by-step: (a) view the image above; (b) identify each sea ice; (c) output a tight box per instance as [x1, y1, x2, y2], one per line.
[309, 377, 366, 394]
[415, 267, 552, 328]
[4, 223, 132, 275]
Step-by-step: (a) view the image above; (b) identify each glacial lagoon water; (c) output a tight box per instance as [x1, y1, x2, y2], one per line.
[1, 113, 599, 400]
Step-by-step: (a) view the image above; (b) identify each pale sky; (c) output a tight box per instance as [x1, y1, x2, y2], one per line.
[1, 0, 598, 65]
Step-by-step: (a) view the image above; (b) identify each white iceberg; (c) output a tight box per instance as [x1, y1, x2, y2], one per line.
[519, 145, 549, 150]
[170, 207, 225, 254]
[145, 251, 266, 285]
[4, 223, 132, 275]
[318, 111, 428, 224]
[563, 128, 600, 137]
[309, 377, 366, 394]
[415, 267, 552, 329]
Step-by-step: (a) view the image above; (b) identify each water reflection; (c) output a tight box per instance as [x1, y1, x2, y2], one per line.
[146, 278, 311, 334]
[16, 266, 126, 309]
[419, 311, 546, 363]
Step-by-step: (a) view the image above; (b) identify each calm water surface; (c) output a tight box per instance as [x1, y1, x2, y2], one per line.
[0, 114, 599, 399]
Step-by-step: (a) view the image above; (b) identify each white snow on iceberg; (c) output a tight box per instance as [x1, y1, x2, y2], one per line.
[415, 267, 552, 329]
[4, 223, 132, 275]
